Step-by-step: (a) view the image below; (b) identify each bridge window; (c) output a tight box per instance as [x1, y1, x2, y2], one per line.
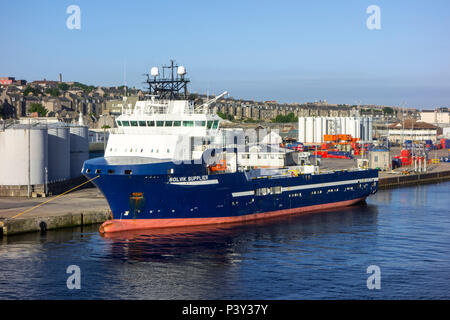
[183, 121, 194, 127]
[156, 121, 164, 127]
[138, 121, 146, 127]
[207, 121, 213, 129]
[173, 121, 181, 126]
[195, 121, 205, 127]
[117, 121, 122, 126]
[147, 121, 155, 127]
[212, 120, 219, 129]
[122, 121, 130, 127]
[130, 121, 138, 126]
[165, 121, 173, 127]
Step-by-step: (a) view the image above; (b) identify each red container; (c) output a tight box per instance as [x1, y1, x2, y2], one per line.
[401, 149, 411, 157]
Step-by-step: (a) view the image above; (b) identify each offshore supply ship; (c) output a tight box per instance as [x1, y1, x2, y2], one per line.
[82, 61, 378, 233]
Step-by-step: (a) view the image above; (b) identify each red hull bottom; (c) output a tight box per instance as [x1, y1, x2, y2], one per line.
[99, 197, 366, 234]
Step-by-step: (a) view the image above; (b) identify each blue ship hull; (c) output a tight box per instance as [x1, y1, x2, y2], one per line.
[83, 156, 378, 232]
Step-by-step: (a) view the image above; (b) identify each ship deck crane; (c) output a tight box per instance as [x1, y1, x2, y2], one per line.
[195, 91, 228, 113]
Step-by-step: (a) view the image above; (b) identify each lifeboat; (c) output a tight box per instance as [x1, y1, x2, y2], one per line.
[209, 159, 227, 172]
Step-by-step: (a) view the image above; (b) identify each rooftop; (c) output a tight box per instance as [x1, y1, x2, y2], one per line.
[388, 120, 439, 130]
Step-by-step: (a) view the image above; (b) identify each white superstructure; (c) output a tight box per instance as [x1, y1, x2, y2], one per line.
[105, 93, 225, 161]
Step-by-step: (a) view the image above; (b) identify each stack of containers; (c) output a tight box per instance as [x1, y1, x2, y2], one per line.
[441, 138, 450, 150]
[401, 149, 411, 166]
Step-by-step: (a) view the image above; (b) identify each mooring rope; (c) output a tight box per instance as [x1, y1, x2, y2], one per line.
[9, 175, 100, 220]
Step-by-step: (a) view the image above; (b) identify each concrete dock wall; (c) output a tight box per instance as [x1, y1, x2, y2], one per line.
[1, 210, 110, 236]
[378, 170, 450, 189]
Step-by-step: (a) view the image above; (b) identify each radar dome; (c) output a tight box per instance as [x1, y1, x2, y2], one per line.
[177, 66, 186, 75]
[150, 67, 159, 77]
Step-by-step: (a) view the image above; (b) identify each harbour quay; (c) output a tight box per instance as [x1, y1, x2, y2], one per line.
[0, 188, 110, 236]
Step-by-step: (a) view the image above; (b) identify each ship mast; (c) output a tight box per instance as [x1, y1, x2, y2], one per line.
[145, 60, 190, 100]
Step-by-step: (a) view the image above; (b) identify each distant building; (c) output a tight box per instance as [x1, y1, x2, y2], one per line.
[0, 77, 27, 86]
[388, 120, 440, 142]
[420, 108, 449, 125]
[0, 77, 15, 85]
[104, 96, 139, 115]
[32, 79, 59, 88]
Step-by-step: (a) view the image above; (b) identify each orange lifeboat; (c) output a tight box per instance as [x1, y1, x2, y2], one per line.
[209, 159, 227, 172]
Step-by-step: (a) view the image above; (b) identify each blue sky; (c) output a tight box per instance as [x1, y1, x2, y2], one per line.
[1, 0, 449, 108]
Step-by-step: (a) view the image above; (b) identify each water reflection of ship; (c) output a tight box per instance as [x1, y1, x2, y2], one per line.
[103, 202, 379, 263]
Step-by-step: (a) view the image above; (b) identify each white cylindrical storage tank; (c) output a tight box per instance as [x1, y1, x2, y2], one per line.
[315, 117, 323, 143]
[348, 117, 352, 138]
[0, 126, 48, 185]
[326, 118, 332, 135]
[339, 117, 345, 135]
[355, 117, 361, 140]
[69, 126, 89, 178]
[360, 117, 365, 142]
[48, 125, 70, 182]
[305, 117, 314, 143]
[364, 117, 369, 143]
[298, 117, 306, 143]
[344, 117, 350, 136]
[368, 117, 373, 142]
[322, 117, 328, 139]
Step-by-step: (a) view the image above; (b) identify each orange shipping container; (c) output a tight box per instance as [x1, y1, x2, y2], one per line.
[324, 134, 337, 142]
[338, 134, 350, 141]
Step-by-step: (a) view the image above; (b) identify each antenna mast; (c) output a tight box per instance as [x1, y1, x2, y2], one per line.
[145, 60, 190, 100]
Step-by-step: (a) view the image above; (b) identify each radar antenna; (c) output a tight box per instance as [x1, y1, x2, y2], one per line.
[144, 60, 190, 100]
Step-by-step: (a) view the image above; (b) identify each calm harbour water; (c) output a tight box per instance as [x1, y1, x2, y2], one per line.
[0, 181, 449, 299]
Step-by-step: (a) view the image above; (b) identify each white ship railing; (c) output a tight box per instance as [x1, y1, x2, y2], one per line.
[118, 101, 216, 116]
